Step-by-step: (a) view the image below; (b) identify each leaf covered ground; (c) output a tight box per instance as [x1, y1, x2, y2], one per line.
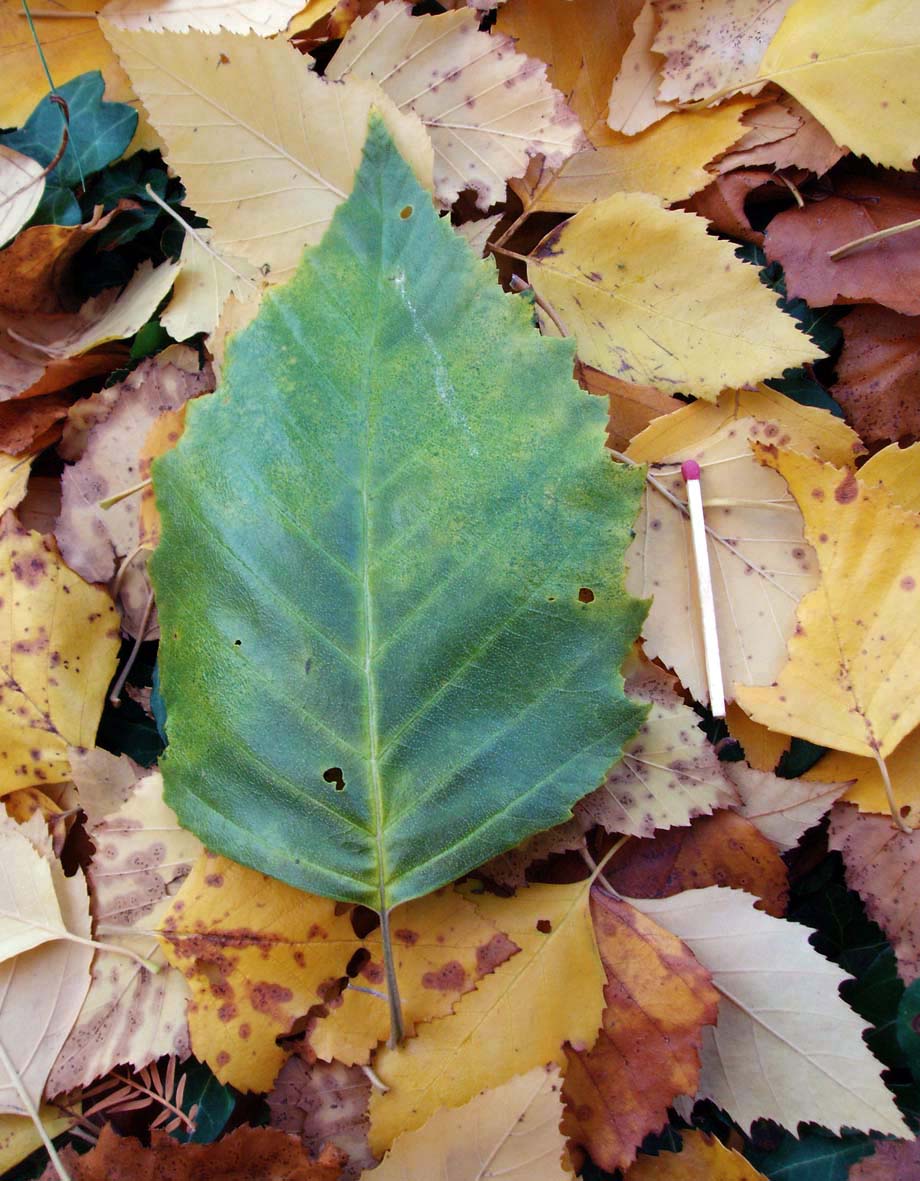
[2, 0, 920, 1179]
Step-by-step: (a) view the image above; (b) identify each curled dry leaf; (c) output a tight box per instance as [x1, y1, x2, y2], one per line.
[563, 890, 718, 1173]
[713, 97, 844, 176]
[828, 803, 920, 985]
[102, 23, 433, 285]
[47, 770, 200, 1094]
[327, 1, 581, 211]
[604, 809, 789, 918]
[831, 307, 920, 444]
[728, 761, 849, 851]
[268, 1057, 375, 1181]
[368, 881, 605, 1154]
[577, 658, 737, 839]
[528, 195, 820, 398]
[622, 1129, 769, 1180]
[764, 179, 920, 315]
[0, 394, 71, 458]
[631, 887, 907, 1137]
[42, 1123, 345, 1181]
[0, 145, 44, 250]
[0, 513, 120, 795]
[683, 168, 792, 245]
[102, 0, 307, 34]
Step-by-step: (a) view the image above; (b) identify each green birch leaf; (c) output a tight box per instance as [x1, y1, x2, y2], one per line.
[151, 116, 646, 920]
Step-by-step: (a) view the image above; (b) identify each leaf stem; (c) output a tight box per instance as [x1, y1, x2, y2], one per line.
[0, 1034, 73, 1181]
[379, 906, 405, 1048]
[871, 747, 911, 834]
[20, 0, 84, 188]
[828, 216, 920, 261]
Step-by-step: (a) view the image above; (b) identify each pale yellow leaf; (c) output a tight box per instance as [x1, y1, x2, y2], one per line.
[454, 215, 502, 260]
[727, 762, 849, 851]
[368, 881, 605, 1155]
[0, 146, 44, 250]
[68, 746, 141, 827]
[0, 817, 70, 963]
[607, 2, 675, 135]
[160, 229, 260, 342]
[652, 0, 795, 104]
[48, 770, 199, 1093]
[630, 887, 907, 1136]
[577, 657, 736, 837]
[760, 0, 920, 171]
[0, 1108, 73, 1175]
[0, 515, 120, 795]
[528, 194, 820, 398]
[327, 1, 581, 211]
[102, 0, 306, 34]
[0, 454, 32, 518]
[736, 451, 920, 760]
[101, 25, 433, 283]
[368, 1066, 569, 1180]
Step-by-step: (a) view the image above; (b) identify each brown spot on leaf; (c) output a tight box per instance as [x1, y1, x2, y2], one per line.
[834, 471, 858, 504]
[393, 928, 418, 946]
[476, 931, 518, 976]
[422, 961, 467, 992]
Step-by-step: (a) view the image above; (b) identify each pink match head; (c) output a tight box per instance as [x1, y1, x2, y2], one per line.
[681, 459, 701, 481]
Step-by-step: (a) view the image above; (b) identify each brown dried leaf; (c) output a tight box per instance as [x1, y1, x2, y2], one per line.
[764, 178, 920, 314]
[603, 810, 789, 917]
[683, 169, 794, 244]
[0, 394, 71, 457]
[828, 803, 920, 984]
[847, 1139, 920, 1180]
[562, 890, 718, 1173]
[831, 306, 920, 444]
[573, 362, 680, 452]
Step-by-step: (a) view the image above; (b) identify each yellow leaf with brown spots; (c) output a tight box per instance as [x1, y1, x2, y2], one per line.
[0, 513, 119, 795]
[368, 881, 605, 1155]
[563, 891, 718, 1173]
[160, 856, 512, 1090]
[622, 1130, 768, 1180]
[138, 405, 188, 551]
[736, 451, 920, 765]
[804, 727, 920, 829]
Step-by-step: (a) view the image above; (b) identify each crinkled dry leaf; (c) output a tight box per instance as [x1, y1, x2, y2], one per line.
[368, 881, 604, 1154]
[528, 195, 820, 398]
[0, 145, 44, 250]
[102, 24, 433, 284]
[370, 1066, 569, 1180]
[829, 803, 920, 985]
[563, 891, 718, 1173]
[0, 514, 120, 795]
[577, 658, 736, 838]
[327, 1, 581, 211]
[630, 887, 907, 1136]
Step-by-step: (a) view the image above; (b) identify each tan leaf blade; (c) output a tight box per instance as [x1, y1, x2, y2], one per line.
[629, 887, 907, 1136]
[101, 24, 434, 283]
[728, 761, 850, 851]
[327, 1, 581, 211]
[0, 146, 44, 250]
[0, 816, 71, 963]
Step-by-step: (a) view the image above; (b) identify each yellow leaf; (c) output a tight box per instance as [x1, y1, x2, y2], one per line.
[0, 515, 119, 795]
[160, 857, 507, 1090]
[101, 24, 433, 285]
[310, 889, 515, 1067]
[0, 146, 44, 250]
[736, 451, 920, 763]
[528, 195, 820, 398]
[367, 1066, 569, 1180]
[760, 0, 920, 171]
[0, 1108, 73, 1175]
[0, 815, 71, 962]
[0, 454, 32, 518]
[102, 0, 307, 34]
[0, 0, 141, 139]
[652, 0, 796, 104]
[623, 1130, 767, 1180]
[368, 881, 605, 1155]
[160, 229, 260, 344]
[327, 1, 581, 211]
[859, 442, 920, 513]
[725, 703, 791, 772]
[804, 728, 920, 828]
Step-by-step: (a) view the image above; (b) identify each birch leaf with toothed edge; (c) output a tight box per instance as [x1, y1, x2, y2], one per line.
[151, 117, 646, 1042]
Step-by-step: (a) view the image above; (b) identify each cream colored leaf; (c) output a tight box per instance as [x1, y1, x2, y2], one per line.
[629, 887, 908, 1137]
[101, 24, 433, 283]
[327, 1, 581, 211]
[607, 2, 675, 135]
[0, 454, 32, 518]
[0, 817, 67, 962]
[652, 0, 795, 104]
[454, 215, 502, 259]
[527, 194, 820, 398]
[727, 762, 850, 851]
[48, 770, 199, 1094]
[160, 229, 260, 342]
[0, 861, 92, 1113]
[68, 746, 142, 827]
[368, 881, 604, 1154]
[368, 1066, 568, 1180]
[0, 146, 44, 250]
[103, 0, 306, 34]
[760, 0, 920, 171]
[577, 658, 736, 837]
[713, 97, 844, 177]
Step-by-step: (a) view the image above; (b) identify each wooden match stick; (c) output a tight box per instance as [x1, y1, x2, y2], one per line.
[681, 459, 726, 718]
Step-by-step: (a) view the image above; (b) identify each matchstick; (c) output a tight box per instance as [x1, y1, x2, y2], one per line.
[681, 459, 726, 718]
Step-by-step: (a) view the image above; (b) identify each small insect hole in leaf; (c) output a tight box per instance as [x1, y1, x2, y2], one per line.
[578, 587, 595, 604]
[547, 596, 556, 602]
[233, 639, 242, 646]
[399, 205, 413, 220]
[323, 766, 346, 791]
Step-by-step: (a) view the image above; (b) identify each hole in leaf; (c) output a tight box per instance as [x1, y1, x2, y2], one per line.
[547, 596, 556, 602]
[901, 804, 912, 818]
[578, 587, 595, 604]
[536, 918, 552, 934]
[323, 767, 346, 791]
[233, 639, 242, 646]
[399, 205, 413, 220]
[346, 947, 371, 977]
